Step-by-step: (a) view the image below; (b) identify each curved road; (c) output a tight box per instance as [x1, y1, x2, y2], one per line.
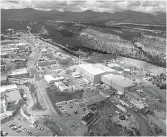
[127, 108, 150, 136]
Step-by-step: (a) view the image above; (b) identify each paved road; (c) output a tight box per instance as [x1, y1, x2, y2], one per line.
[28, 66, 41, 80]
[36, 80, 76, 136]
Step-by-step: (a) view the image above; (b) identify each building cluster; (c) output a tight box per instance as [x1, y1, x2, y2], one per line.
[1, 42, 30, 57]
[1, 42, 31, 73]
[44, 75, 85, 92]
[76, 63, 135, 94]
[38, 49, 70, 66]
[38, 58, 57, 66]
[7, 68, 30, 84]
[125, 91, 148, 109]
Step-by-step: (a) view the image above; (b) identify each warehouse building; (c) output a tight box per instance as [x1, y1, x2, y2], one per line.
[101, 74, 135, 94]
[77, 64, 108, 84]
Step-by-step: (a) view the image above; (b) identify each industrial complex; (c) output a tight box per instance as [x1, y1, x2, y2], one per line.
[1, 28, 166, 137]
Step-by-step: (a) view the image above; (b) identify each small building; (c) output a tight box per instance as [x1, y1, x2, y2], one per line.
[38, 60, 57, 66]
[72, 72, 81, 78]
[94, 63, 116, 73]
[67, 99, 77, 104]
[101, 74, 135, 94]
[1, 65, 6, 72]
[41, 48, 48, 55]
[44, 75, 55, 84]
[99, 90, 114, 97]
[107, 63, 120, 68]
[124, 69, 130, 72]
[0, 84, 17, 93]
[1, 75, 7, 83]
[9, 68, 28, 76]
[54, 76, 64, 81]
[116, 104, 127, 113]
[55, 81, 68, 92]
[0, 111, 13, 123]
[119, 100, 130, 107]
[81, 112, 95, 125]
[56, 101, 67, 106]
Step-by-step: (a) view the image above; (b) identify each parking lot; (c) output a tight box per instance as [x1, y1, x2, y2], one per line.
[1, 118, 50, 136]
[55, 100, 89, 135]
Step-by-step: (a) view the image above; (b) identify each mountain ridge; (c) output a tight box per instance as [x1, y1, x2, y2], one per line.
[1, 8, 166, 24]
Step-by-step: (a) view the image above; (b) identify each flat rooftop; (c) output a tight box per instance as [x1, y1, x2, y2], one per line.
[0, 85, 17, 93]
[78, 63, 106, 75]
[94, 63, 116, 72]
[5, 89, 22, 102]
[102, 74, 135, 88]
[10, 68, 28, 75]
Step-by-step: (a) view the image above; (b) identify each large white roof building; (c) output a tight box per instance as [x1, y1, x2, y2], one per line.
[77, 63, 108, 84]
[5, 89, 22, 103]
[101, 74, 135, 94]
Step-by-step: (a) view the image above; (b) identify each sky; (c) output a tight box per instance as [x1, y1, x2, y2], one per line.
[1, 0, 166, 14]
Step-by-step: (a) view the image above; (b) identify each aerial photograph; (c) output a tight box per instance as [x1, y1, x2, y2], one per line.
[0, 0, 166, 136]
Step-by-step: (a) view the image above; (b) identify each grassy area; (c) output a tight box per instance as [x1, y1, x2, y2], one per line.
[43, 119, 66, 136]
[22, 107, 31, 117]
[23, 82, 36, 94]
[24, 82, 45, 110]
[32, 102, 45, 111]
[58, 59, 75, 69]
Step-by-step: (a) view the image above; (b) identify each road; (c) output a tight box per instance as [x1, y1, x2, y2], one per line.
[127, 108, 150, 136]
[36, 80, 76, 136]
[28, 66, 41, 80]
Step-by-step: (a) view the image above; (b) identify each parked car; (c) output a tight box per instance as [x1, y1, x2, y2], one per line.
[17, 125, 21, 128]
[8, 124, 14, 127]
